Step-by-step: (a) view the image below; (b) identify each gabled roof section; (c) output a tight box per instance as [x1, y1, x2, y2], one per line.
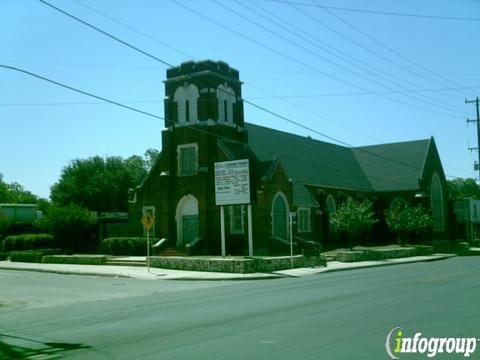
[246, 123, 373, 206]
[353, 138, 431, 192]
[217, 138, 254, 161]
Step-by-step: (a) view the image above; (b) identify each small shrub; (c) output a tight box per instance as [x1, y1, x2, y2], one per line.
[385, 203, 432, 246]
[100, 237, 154, 256]
[42, 255, 107, 265]
[0, 252, 10, 260]
[2, 233, 54, 252]
[330, 198, 377, 249]
[10, 249, 59, 263]
[432, 239, 456, 253]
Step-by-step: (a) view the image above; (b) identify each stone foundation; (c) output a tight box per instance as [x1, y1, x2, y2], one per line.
[149, 255, 305, 273]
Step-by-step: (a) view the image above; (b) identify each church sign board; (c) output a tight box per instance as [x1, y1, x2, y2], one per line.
[214, 159, 251, 206]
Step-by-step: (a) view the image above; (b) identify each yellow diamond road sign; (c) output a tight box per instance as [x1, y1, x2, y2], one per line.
[141, 213, 155, 231]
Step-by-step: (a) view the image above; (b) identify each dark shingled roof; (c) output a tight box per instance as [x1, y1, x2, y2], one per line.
[353, 139, 430, 192]
[245, 123, 430, 206]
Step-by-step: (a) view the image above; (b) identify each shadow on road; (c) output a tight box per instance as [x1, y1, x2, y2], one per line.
[0, 333, 90, 359]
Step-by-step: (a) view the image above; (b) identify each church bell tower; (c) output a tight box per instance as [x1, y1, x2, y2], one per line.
[164, 60, 245, 132]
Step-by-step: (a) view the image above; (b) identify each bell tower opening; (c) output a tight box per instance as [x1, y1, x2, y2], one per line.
[164, 60, 245, 131]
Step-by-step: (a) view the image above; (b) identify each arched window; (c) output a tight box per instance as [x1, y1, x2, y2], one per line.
[431, 173, 445, 231]
[326, 195, 336, 214]
[326, 195, 337, 238]
[174, 84, 199, 124]
[272, 192, 289, 240]
[217, 84, 236, 124]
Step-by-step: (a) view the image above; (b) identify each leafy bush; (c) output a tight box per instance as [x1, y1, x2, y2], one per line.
[0, 220, 40, 241]
[10, 249, 59, 263]
[385, 203, 432, 245]
[35, 205, 97, 252]
[100, 237, 154, 256]
[330, 198, 377, 249]
[42, 255, 107, 265]
[432, 239, 456, 253]
[0, 252, 10, 260]
[2, 233, 54, 252]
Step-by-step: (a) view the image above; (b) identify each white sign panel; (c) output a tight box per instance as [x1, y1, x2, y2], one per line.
[215, 159, 250, 206]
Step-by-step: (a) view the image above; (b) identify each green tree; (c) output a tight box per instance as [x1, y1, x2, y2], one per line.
[35, 205, 96, 252]
[385, 203, 432, 245]
[330, 198, 377, 249]
[50, 155, 147, 212]
[0, 174, 38, 204]
[144, 148, 160, 171]
[447, 178, 480, 200]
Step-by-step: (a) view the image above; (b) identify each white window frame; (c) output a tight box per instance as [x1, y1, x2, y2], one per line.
[297, 207, 311, 233]
[229, 205, 244, 234]
[177, 143, 198, 177]
[142, 205, 156, 237]
[217, 83, 236, 124]
[174, 84, 199, 125]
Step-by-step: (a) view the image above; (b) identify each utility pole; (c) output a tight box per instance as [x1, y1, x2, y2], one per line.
[466, 96, 480, 181]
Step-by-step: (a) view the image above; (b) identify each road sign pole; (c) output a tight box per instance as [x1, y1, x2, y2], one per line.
[248, 204, 253, 256]
[289, 213, 294, 268]
[220, 205, 226, 257]
[141, 212, 154, 273]
[147, 229, 150, 273]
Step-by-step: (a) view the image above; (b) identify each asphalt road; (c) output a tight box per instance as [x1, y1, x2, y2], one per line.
[0, 257, 479, 359]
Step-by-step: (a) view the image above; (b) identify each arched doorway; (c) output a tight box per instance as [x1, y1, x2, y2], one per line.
[176, 195, 199, 246]
[272, 192, 289, 240]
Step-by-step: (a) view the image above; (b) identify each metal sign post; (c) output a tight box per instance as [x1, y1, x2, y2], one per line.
[220, 205, 226, 257]
[141, 212, 155, 272]
[146, 229, 150, 272]
[248, 204, 253, 257]
[289, 212, 296, 268]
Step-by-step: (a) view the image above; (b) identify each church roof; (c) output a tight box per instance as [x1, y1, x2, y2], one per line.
[353, 139, 431, 192]
[245, 123, 431, 206]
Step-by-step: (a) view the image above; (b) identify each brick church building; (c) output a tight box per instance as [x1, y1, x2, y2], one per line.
[128, 60, 449, 255]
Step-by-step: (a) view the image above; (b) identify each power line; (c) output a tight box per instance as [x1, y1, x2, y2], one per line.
[0, 65, 165, 120]
[38, 0, 389, 143]
[1, 64, 431, 188]
[36, 0, 463, 178]
[278, 0, 471, 107]
[0, 59, 167, 70]
[235, 0, 469, 116]
[0, 100, 164, 106]
[71, 0, 194, 60]
[38, 0, 174, 68]
[246, 85, 480, 99]
[173, 0, 463, 119]
[262, 0, 480, 22]
[310, 1, 473, 99]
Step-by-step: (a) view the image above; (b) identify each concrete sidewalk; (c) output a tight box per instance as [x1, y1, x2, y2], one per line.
[0, 254, 456, 280]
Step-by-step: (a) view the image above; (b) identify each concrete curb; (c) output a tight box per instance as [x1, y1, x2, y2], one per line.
[0, 266, 132, 278]
[322, 255, 457, 274]
[0, 254, 457, 280]
[273, 254, 457, 277]
[0, 262, 285, 281]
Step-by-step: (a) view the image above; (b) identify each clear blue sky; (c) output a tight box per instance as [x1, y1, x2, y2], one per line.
[1, 0, 480, 199]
